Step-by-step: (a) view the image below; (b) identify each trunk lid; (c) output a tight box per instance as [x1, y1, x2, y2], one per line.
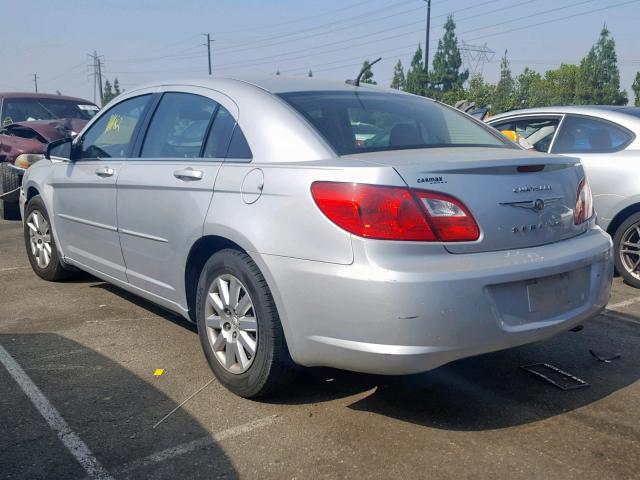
[346, 147, 588, 253]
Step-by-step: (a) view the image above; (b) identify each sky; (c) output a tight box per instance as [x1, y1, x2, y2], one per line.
[2, 0, 639, 104]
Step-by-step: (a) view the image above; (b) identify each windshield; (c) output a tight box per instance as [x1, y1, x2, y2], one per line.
[278, 91, 510, 155]
[2, 98, 99, 126]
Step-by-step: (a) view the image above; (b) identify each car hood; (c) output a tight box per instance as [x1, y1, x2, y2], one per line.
[3, 118, 88, 142]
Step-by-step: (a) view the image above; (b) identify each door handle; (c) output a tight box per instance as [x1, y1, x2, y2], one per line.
[95, 166, 115, 177]
[173, 168, 203, 181]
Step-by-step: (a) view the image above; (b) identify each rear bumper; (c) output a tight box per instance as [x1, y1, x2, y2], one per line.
[258, 227, 613, 375]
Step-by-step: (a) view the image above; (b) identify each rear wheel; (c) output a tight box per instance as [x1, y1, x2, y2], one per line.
[0, 163, 21, 220]
[23, 196, 73, 281]
[195, 249, 295, 398]
[613, 212, 640, 288]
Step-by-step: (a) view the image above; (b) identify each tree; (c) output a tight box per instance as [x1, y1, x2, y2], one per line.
[308, 69, 313, 77]
[103, 80, 113, 104]
[542, 64, 580, 105]
[275, 69, 281, 76]
[576, 26, 627, 105]
[632, 72, 640, 106]
[390, 59, 406, 90]
[113, 78, 121, 96]
[405, 44, 427, 96]
[465, 74, 495, 110]
[492, 50, 515, 113]
[429, 15, 468, 97]
[360, 60, 377, 84]
[513, 68, 544, 108]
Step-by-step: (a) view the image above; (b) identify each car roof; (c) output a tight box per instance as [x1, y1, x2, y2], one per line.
[489, 105, 640, 121]
[126, 75, 405, 96]
[0, 92, 96, 104]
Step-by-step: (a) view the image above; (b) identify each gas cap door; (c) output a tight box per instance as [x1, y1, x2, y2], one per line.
[241, 168, 264, 204]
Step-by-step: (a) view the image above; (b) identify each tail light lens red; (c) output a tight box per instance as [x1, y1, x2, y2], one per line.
[310, 182, 479, 242]
[574, 178, 594, 224]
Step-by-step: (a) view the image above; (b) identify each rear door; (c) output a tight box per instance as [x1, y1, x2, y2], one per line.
[116, 88, 237, 304]
[550, 114, 636, 223]
[489, 115, 563, 153]
[51, 94, 151, 280]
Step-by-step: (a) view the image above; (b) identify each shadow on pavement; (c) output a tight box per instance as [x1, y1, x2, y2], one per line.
[68, 278, 640, 431]
[0, 333, 236, 480]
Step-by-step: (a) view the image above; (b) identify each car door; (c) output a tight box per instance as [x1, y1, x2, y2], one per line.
[116, 88, 238, 305]
[550, 114, 636, 224]
[50, 94, 152, 281]
[490, 115, 563, 153]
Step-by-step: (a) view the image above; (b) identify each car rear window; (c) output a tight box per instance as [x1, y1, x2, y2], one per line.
[2, 98, 98, 125]
[278, 90, 510, 155]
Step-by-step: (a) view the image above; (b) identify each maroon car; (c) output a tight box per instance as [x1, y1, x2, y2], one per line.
[0, 92, 99, 219]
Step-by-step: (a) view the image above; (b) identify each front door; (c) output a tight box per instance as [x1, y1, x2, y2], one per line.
[116, 89, 238, 306]
[51, 94, 152, 281]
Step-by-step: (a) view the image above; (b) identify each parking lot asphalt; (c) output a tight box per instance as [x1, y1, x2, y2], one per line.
[1, 217, 639, 480]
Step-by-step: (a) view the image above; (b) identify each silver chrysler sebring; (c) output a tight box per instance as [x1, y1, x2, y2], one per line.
[20, 77, 613, 397]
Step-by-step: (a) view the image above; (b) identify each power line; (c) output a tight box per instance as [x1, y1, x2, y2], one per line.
[467, 0, 640, 42]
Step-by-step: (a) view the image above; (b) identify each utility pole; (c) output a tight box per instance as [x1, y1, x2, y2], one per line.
[33, 74, 39, 93]
[88, 51, 105, 106]
[203, 33, 214, 75]
[96, 51, 104, 107]
[424, 0, 431, 70]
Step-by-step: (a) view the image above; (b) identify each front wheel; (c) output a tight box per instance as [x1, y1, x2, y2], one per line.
[23, 195, 73, 281]
[613, 212, 640, 288]
[195, 249, 295, 398]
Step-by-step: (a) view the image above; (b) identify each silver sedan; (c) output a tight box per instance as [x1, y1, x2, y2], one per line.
[20, 77, 613, 397]
[488, 106, 640, 288]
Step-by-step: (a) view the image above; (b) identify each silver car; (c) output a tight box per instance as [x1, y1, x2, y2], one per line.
[20, 78, 613, 397]
[488, 106, 640, 288]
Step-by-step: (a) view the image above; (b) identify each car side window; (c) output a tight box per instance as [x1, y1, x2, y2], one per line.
[78, 95, 150, 159]
[552, 115, 634, 154]
[201, 106, 252, 160]
[141, 93, 217, 158]
[492, 117, 560, 152]
[202, 106, 235, 158]
[226, 125, 252, 159]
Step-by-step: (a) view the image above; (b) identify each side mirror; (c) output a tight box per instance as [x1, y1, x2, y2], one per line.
[45, 137, 74, 161]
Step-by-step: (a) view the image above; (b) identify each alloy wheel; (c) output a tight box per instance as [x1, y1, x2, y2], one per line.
[205, 274, 258, 374]
[26, 210, 52, 269]
[619, 222, 640, 281]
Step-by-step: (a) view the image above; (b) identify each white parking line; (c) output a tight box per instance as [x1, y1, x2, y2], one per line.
[0, 266, 29, 272]
[112, 415, 278, 476]
[607, 296, 640, 310]
[0, 344, 114, 480]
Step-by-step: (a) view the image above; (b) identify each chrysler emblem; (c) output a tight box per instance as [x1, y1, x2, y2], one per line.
[500, 196, 563, 211]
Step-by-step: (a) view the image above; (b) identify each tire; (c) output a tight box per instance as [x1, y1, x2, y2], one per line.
[613, 212, 640, 288]
[23, 195, 73, 281]
[0, 163, 21, 220]
[195, 248, 295, 398]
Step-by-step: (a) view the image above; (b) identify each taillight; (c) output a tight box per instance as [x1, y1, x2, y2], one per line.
[574, 178, 594, 224]
[310, 182, 479, 242]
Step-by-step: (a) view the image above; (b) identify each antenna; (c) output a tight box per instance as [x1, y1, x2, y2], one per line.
[346, 57, 382, 87]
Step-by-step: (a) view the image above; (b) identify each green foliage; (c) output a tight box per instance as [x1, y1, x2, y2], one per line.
[405, 44, 427, 96]
[308, 69, 313, 77]
[102, 77, 122, 104]
[390, 59, 406, 90]
[429, 15, 468, 97]
[576, 26, 627, 105]
[464, 74, 495, 109]
[633, 72, 640, 106]
[360, 60, 377, 85]
[492, 50, 515, 112]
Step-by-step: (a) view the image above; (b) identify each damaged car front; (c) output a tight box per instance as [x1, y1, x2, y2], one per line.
[0, 93, 98, 219]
